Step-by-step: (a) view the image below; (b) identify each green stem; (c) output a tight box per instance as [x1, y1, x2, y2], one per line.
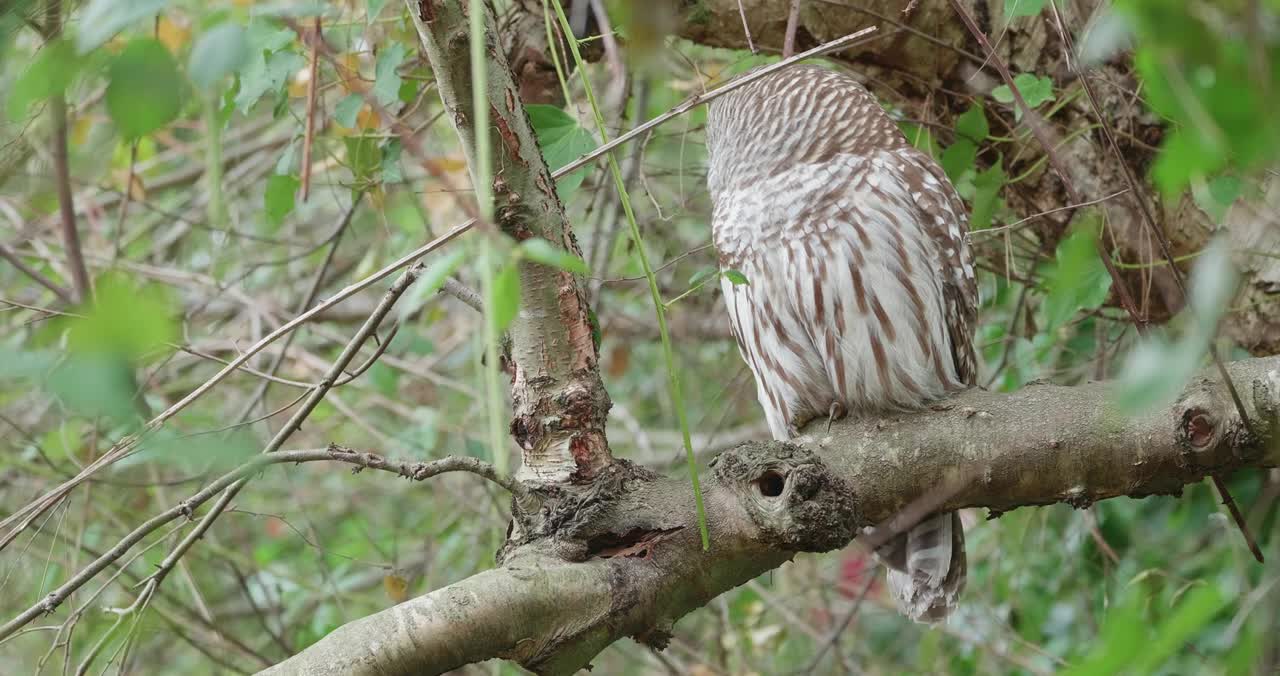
[470, 0, 503, 479]
[542, 0, 574, 105]
[471, 0, 492, 220]
[549, 0, 710, 549]
[664, 277, 713, 309]
[480, 241, 507, 478]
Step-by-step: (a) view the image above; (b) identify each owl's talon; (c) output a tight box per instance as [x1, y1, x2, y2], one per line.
[826, 402, 847, 433]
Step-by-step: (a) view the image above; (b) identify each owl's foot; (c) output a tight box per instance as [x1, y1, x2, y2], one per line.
[826, 401, 848, 433]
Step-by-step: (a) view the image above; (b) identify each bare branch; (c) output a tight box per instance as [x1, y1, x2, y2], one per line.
[0, 242, 74, 304]
[45, 0, 91, 304]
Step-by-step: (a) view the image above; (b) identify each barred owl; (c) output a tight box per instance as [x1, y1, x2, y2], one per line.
[706, 65, 977, 623]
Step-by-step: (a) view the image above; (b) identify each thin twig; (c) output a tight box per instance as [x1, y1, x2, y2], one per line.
[969, 189, 1131, 238]
[554, 26, 879, 178]
[333, 322, 402, 386]
[50, 100, 90, 303]
[235, 195, 362, 420]
[735, 0, 757, 54]
[299, 17, 321, 201]
[800, 573, 874, 674]
[783, 0, 803, 59]
[284, 17, 485, 226]
[0, 442, 520, 641]
[0, 242, 74, 304]
[131, 260, 428, 606]
[0, 215, 473, 553]
[440, 277, 483, 312]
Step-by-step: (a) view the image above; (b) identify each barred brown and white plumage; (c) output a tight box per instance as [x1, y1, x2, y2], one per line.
[706, 65, 977, 622]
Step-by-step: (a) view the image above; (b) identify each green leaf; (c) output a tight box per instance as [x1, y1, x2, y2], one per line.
[264, 174, 300, 228]
[367, 0, 390, 23]
[955, 104, 989, 142]
[1040, 224, 1111, 332]
[46, 355, 141, 424]
[77, 0, 172, 52]
[1193, 173, 1243, 223]
[898, 121, 941, 158]
[7, 38, 79, 121]
[189, 23, 250, 91]
[275, 136, 300, 175]
[65, 273, 177, 359]
[1004, 0, 1046, 18]
[991, 73, 1055, 109]
[235, 48, 304, 112]
[106, 39, 184, 139]
[587, 306, 601, 351]
[519, 238, 587, 274]
[397, 249, 468, 323]
[970, 160, 1006, 230]
[344, 134, 383, 186]
[1186, 237, 1237, 337]
[1208, 174, 1243, 207]
[490, 264, 521, 333]
[687, 267, 718, 288]
[1132, 585, 1225, 673]
[334, 93, 363, 128]
[373, 43, 407, 107]
[1114, 338, 1197, 414]
[1061, 593, 1146, 676]
[526, 104, 596, 195]
[723, 269, 749, 285]
[41, 419, 87, 462]
[1114, 240, 1240, 415]
[941, 138, 977, 183]
[381, 139, 404, 184]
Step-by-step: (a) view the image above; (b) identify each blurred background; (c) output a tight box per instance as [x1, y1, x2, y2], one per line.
[1, 0, 1277, 673]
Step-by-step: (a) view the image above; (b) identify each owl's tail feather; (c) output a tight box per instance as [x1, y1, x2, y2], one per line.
[879, 512, 966, 623]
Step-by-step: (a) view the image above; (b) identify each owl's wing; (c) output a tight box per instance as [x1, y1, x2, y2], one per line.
[781, 151, 970, 414]
[895, 146, 979, 386]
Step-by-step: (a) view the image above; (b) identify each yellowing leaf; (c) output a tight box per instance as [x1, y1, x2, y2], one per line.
[116, 171, 147, 200]
[337, 52, 366, 93]
[425, 155, 468, 174]
[288, 66, 311, 98]
[156, 16, 191, 53]
[71, 117, 94, 146]
[383, 574, 409, 603]
[356, 104, 380, 130]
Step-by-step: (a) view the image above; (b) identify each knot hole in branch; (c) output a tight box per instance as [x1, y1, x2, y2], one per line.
[713, 441, 861, 553]
[755, 470, 786, 498]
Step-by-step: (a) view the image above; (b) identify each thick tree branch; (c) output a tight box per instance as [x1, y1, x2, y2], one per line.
[264, 357, 1280, 675]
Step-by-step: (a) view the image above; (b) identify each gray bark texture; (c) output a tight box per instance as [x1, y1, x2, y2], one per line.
[259, 2, 1280, 674]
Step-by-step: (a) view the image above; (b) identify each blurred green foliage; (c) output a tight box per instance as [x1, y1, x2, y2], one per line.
[1115, 0, 1280, 195]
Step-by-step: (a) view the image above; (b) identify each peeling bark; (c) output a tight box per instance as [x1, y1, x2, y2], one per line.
[410, 0, 613, 484]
